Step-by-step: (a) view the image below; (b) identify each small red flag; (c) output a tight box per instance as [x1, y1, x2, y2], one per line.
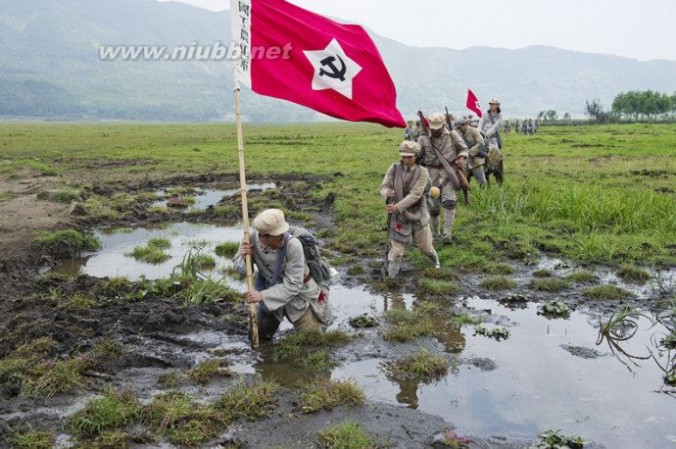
[231, 0, 405, 128]
[466, 89, 483, 118]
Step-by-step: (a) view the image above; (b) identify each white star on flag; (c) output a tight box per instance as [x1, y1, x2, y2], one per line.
[303, 38, 362, 99]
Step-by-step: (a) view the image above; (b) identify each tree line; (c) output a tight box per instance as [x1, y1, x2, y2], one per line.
[585, 90, 676, 123]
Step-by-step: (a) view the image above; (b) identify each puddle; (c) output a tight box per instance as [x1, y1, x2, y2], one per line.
[54, 222, 247, 286]
[152, 183, 276, 213]
[227, 286, 674, 449]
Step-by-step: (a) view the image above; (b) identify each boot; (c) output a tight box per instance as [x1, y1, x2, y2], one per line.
[430, 216, 440, 239]
[442, 209, 456, 244]
[427, 251, 441, 269]
[387, 261, 401, 279]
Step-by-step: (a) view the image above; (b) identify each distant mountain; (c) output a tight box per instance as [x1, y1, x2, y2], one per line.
[1, 0, 674, 121]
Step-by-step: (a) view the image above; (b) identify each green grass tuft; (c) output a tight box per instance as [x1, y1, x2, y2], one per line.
[583, 285, 633, 300]
[299, 379, 365, 414]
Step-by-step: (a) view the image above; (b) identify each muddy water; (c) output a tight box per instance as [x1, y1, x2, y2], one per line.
[52, 224, 675, 449]
[54, 222, 246, 288]
[334, 293, 674, 449]
[152, 184, 276, 212]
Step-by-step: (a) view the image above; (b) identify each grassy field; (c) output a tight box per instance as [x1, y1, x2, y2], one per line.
[1, 122, 674, 269]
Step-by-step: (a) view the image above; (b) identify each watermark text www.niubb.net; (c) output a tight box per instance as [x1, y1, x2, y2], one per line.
[98, 41, 292, 61]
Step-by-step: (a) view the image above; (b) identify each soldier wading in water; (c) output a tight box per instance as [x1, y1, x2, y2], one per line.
[380, 140, 440, 279]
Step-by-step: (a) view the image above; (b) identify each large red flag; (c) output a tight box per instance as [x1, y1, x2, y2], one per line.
[231, 0, 405, 128]
[466, 89, 483, 118]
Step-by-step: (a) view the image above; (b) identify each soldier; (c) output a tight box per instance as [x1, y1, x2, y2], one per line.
[233, 208, 332, 340]
[478, 98, 503, 149]
[417, 112, 468, 244]
[455, 118, 487, 187]
[403, 120, 420, 141]
[380, 140, 440, 279]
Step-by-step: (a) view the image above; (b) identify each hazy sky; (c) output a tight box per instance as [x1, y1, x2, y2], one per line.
[159, 0, 676, 62]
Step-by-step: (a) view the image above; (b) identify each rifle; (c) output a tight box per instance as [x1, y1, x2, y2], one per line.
[445, 108, 470, 204]
[416, 110, 461, 192]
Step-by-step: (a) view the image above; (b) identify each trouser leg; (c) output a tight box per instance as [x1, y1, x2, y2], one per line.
[443, 207, 456, 244]
[387, 239, 405, 278]
[430, 215, 440, 238]
[257, 302, 281, 340]
[413, 225, 439, 268]
[292, 307, 323, 331]
[472, 166, 487, 187]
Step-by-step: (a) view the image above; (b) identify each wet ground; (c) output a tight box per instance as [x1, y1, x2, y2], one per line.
[0, 179, 674, 449]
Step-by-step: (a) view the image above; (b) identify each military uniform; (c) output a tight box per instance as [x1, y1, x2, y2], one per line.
[380, 141, 440, 278]
[233, 210, 332, 339]
[456, 122, 487, 186]
[416, 114, 468, 243]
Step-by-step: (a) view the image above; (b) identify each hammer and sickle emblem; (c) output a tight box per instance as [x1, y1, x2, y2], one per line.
[318, 54, 347, 81]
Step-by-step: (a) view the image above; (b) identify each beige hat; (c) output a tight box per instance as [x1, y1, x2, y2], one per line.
[427, 112, 446, 130]
[252, 208, 289, 236]
[488, 98, 500, 105]
[398, 140, 420, 157]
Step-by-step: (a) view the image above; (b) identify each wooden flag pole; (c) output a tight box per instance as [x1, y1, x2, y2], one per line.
[234, 88, 259, 349]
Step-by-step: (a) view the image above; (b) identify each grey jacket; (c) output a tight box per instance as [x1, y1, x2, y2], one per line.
[233, 231, 324, 323]
[478, 112, 502, 148]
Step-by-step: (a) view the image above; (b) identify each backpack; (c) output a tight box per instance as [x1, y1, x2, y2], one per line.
[288, 226, 338, 291]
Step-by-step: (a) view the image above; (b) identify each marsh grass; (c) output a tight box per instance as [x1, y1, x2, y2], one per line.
[480, 275, 517, 291]
[418, 278, 460, 296]
[273, 329, 351, 369]
[299, 379, 365, 414]
[188, 358, 228, 385]
[191, 253, 216, 270]
[217, 379, 280, 420]
[75, 430, 129, 449]
[617, 265, 651, 285]
[448, 312, 483, 328]
[484, 262, 516, 275]
[385, 349, 449, 382]
[317, 420, 382, 449]
[7, 426, 56, 449]
[142, 391, 226, 447]
[583, 285, 632, 300]
[37, 187, 81, 203]
[126, 238, 171, 264]
[0, 190, 16, 201]
[56, 293, 96, 310]
[0, 337, 122, 398]
[214, 241, 239, 258]
[69, 390, 141, 437]
[566, 270, 598, 283]
[529, 278, 570, 292]
[34, 229, 100, 259]
[381, 309, 435, 342]
[180, 278, 239, 304]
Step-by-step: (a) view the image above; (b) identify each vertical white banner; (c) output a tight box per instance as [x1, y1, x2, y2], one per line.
[230, 0, 252, 89]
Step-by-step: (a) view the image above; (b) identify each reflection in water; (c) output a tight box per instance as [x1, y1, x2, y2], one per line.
[395, 377, 420, 409]
[597, 306, 676, 394]
[254, 353, 332, 387]
[383, 291, 408, 313]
